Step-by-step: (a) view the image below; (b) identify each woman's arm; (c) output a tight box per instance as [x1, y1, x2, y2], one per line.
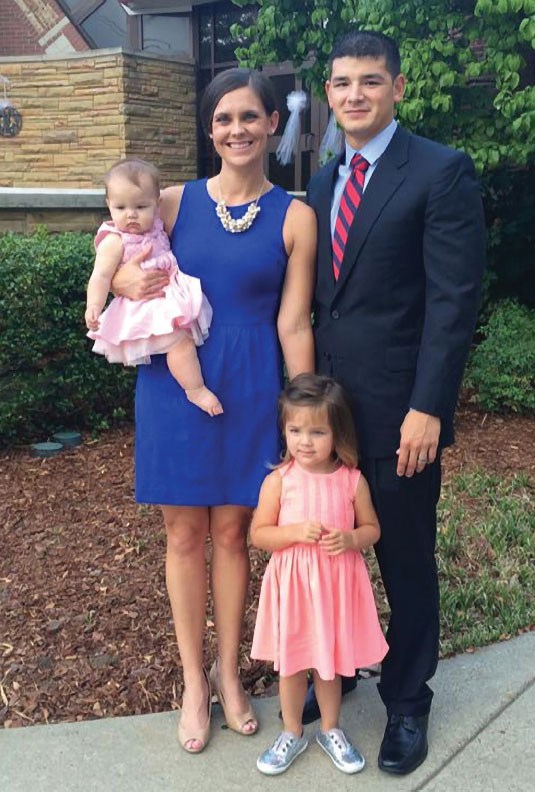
[250, 471, 322, 552]
[110, 186, 184, 300]
[85, 234, 124, 330]
[319, 474, 380, 556]
[277, 199, 316, 378]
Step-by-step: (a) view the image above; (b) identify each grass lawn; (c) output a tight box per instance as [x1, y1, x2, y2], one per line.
[437, 470, 535, 655]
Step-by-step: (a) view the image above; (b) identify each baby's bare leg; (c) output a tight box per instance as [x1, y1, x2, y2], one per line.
[167, 336, 223, 417]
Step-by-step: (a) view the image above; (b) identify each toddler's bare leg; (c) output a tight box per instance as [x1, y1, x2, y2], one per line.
[279, 671, 308, 736]
[167, 336, 223, 417]
[312, 670, 341, 732]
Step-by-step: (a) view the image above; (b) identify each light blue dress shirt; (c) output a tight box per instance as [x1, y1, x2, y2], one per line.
[330, 119, 398, 238]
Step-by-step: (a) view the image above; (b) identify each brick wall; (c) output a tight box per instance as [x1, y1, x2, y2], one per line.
[0, 0, 90, 56]
[0, 49, 197, 189]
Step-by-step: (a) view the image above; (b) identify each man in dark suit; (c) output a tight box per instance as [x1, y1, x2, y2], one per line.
[305, 31, 486, 775]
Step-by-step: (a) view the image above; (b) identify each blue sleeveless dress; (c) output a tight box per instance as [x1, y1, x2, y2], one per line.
[135, 179, 293, 506]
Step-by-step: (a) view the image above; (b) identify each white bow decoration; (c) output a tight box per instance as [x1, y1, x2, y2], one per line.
[276, 90, 308, 165]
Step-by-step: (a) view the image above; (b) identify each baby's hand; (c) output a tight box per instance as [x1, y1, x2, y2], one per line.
[85, 305, 100, 331]
[297, 521, 323, 544]
[319, 528, 356, 556]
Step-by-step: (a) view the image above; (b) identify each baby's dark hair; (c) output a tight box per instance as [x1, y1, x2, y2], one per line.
[278, 373, 358, 468]
[103, 158, 160, 198]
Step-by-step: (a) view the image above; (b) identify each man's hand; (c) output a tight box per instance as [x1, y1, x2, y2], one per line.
[397, 408, 441, 477]
[111, 245, 169, 300]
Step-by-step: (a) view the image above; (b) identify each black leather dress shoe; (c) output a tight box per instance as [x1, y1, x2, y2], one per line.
[378, 714, 429, 775]
[279, 675, 358, 725]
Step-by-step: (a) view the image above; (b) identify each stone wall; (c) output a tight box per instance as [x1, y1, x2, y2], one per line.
[0, 208, 109, 234]
[122, 54, 197, 186]
[0, 49, 197, 190]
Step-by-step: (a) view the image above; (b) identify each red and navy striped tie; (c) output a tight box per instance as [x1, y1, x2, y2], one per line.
[332, 153, 369, 280]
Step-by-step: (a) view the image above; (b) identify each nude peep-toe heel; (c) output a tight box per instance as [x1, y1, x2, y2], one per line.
[209, 661, 258, 736]
[177, 668, 212, 753]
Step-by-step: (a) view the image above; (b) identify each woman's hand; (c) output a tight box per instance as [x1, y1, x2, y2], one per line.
[111, 245, 169, 300]
[319, 528, 357, 556]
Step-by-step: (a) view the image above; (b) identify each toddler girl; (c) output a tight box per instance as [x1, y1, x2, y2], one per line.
[251, 373, 388, 775]
[85, 158, 222, 416]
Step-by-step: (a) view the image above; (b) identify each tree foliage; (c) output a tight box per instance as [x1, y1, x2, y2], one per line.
[232, 0, 535, 172]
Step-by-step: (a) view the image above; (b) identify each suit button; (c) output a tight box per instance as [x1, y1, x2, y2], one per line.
[331, 309, 340, 320]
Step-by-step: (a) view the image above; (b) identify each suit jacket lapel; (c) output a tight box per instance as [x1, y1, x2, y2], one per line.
[316, 154, 343, 300]
[333, 126, 410, 301]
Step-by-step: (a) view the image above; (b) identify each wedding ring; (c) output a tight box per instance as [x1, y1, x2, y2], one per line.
[417, 456, 427, 463]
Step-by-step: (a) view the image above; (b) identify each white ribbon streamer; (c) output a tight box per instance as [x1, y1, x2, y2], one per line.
[276, 90, 308, 165]
[319, 111, 345, 165]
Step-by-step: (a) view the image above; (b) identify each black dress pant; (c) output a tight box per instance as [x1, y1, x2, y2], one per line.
[360, 454, 442, 717]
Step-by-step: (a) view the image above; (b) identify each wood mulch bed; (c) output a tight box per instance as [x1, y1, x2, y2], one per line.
[1, 405, 534, 729]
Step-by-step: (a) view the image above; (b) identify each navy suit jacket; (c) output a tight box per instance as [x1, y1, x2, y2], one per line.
[307, 125, 486, 458]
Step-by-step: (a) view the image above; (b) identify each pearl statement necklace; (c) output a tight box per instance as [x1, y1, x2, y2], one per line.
[215, 176, 265, 233]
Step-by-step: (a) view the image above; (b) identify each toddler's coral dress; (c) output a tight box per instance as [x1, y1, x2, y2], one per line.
[251, 462, 388, 680]
[87, 217, 212, 365]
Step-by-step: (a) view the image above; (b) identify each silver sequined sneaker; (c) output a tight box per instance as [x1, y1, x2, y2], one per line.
[256, 730, 309, 775]
[316, 728, 365, 774]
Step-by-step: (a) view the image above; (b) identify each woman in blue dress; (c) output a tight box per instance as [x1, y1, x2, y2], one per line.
[113, 69, 316, 753]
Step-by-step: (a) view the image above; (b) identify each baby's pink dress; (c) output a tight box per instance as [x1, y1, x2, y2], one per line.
[87, 217, 212, 365]
[251, 462, 388, 680]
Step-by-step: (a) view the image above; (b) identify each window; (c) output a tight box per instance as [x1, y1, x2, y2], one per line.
[142, 14, 190, 56]
[81, 0, 127, 49]
[194, 2, 325, 189]
[196, 3, 258, 178]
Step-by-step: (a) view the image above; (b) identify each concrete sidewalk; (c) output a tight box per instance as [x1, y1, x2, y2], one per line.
[2, 632, 534, 792]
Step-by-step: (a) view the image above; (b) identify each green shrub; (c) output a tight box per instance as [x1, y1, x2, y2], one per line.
[0, 227, 135, 445]
[466, 300, 535, 414]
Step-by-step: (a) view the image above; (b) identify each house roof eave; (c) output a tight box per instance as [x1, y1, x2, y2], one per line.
[120, 0, 224, 14]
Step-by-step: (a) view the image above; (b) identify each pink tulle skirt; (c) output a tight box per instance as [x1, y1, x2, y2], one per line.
[88, 261, 212, 366]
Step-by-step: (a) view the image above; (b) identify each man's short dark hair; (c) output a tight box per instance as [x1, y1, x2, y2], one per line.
[329, 31, 401, 79]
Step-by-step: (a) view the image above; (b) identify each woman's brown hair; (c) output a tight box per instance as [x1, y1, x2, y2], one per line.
[200, 68, 277, 136]
[278, 373, 358, 468]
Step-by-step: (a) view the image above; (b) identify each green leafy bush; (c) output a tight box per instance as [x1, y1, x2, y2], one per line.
[466, 300, 535, 414]
[482, 165, 535, 311]
[0, 227, 135, 445]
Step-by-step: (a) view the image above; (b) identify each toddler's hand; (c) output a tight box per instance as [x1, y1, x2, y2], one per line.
[85, 306, 100, 331]
[298, 521, 323, 544]
[319, 528, 356, 556]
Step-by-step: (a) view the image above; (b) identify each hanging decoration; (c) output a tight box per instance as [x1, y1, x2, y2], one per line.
[0, 76, 23, 138]
[319, 112, 344, 165]
[276, 90, 308, 165]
